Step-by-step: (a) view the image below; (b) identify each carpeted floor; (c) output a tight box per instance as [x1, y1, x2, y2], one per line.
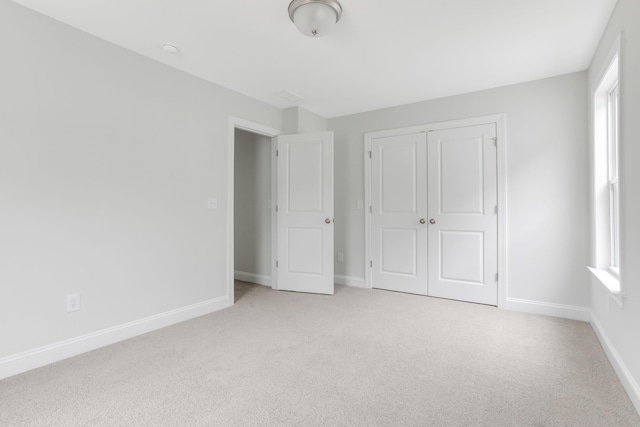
[1, 282, 639, 426]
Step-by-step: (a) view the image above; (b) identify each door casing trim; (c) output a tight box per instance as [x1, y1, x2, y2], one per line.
[363, 114, 508, 308]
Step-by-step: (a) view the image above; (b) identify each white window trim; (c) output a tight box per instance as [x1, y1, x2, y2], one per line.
[607, 83, 620, 273]
[589, 33, 624, 306]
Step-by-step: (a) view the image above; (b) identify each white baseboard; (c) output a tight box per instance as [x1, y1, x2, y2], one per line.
[234, 271, 271, 286]
[334, 274, 366, 288]
[0, 295, 230, 381]
[590, 313, 640, 415]
[505, 297, 590, 322]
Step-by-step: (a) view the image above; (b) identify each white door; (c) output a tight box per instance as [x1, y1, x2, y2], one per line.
[276, 132, 334, 295]
[427, 124, 498, 305]
[371, 132, 428, 295]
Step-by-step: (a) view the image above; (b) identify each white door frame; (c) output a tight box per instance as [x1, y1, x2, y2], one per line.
[227, 117, 282, 305]
[364, 114, 508, 308]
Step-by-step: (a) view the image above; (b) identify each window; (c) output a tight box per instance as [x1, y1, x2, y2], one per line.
[608, 83, 620, 273]
[590, 35, 622, 296]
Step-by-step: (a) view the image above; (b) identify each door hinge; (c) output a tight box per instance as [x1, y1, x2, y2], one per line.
[276, 261, 279, 268]
[276, 205, 278, 213]
[370, 260, 373, 268]
[276, 150, 279, 157]
[368, 150, 372, 159]
[369, 206, 372, 213]
[492, 137, 497, 147]
[495, 272, 498, 282]
[495, 205, 498, 214]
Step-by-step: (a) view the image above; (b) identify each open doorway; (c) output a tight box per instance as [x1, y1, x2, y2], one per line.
[227, 118, 281, 304]
[233, 128, 273, 302]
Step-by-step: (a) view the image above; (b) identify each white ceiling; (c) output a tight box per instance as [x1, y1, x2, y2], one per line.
[12, 0, 617, 118]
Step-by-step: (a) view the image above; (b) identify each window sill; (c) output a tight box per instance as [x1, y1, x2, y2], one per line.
[588, 267, 625, 307]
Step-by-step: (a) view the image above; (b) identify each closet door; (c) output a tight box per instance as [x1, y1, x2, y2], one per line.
[370, 132, 428, 295]
[426, 124, 498, 305]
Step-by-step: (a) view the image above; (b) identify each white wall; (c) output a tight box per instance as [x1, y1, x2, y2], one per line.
[0, 1, 282, 363]
[234, 129, 272, 284]
[588, 0, 640, 412]
[328, 72, 590, 312]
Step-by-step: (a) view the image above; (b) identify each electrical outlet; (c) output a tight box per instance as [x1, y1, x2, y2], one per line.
[67, 293, 81, 313]
[337, 252, 344, 263]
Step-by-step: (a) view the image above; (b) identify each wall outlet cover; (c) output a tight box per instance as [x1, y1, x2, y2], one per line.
[66, 293, 81, 313]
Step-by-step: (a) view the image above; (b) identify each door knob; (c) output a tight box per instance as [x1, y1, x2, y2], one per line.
[419, 218, 426, 224]
[429, 219, 436, 224]
[325, 218, 331, 224]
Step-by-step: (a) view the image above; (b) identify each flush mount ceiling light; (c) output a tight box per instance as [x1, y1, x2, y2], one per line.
[288, 0, 342, 37]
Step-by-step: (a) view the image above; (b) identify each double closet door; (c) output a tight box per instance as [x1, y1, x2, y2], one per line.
[370, 123, 498, 305]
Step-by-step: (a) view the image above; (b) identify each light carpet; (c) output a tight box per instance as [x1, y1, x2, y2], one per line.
[1, 282, 639, 426]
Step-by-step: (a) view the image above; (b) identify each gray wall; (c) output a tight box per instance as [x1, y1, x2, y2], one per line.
[0, 1, 282, 358]
[234, 129, 272, 282]
[588, 0, 640, 410]
[329, 72, 589, 308]
[282, 107, 328, 134]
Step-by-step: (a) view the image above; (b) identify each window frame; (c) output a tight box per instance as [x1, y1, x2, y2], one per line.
[607, 83, 620, 275]
[589, 34, 623, 302]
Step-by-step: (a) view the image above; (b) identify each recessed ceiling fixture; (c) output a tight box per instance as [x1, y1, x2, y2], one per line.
[161, 43, 179, 54]
[288, 0, 342, 37]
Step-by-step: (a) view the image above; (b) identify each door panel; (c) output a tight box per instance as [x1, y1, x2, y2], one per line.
[277, 132, 334, 295]
[440, 137, 484, 214]
[381, 228, 417, 276]
[371, 132, 428, 295]
[288, 228, 323, 274]
[427, 124, 497, 305]
[381, 143, 419, 213]
[287, 142, 323, 212]
[440, 231, 484, 283]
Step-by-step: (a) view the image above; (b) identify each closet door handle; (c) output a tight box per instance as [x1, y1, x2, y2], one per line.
[419, 218, 426, 224]
[429, 219, 436, 224]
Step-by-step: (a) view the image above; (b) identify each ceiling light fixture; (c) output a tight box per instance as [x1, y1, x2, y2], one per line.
[288, 0, 342, 37]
